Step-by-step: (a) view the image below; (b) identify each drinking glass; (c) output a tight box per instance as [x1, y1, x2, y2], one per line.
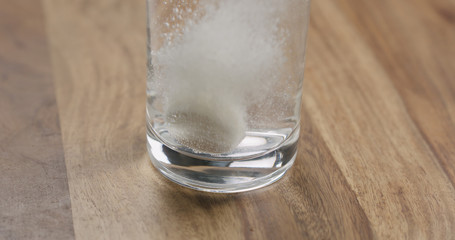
[146, 0, 311, 192]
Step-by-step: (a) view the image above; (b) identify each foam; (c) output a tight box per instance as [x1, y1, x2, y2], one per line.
[152, 0, 286, 153]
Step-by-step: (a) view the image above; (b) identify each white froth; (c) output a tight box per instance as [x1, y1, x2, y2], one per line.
[152, 0, 286, 153]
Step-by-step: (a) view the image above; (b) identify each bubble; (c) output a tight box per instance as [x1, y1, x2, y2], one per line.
[153, 0, 286, 153]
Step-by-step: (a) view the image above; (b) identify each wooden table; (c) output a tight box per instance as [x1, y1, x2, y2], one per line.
[1, 0, 454, 239]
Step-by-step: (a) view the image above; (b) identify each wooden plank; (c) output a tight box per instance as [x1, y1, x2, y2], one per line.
[337, 0, 455, 187]
[44, 0, 375, 239]
[303, 0, 455, 239]
[0, 1, 74, 239]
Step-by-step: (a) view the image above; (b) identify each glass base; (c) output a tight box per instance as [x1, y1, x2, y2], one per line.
[146, 127, 298, 193]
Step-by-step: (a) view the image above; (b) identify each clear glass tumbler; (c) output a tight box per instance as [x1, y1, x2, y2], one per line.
[146, 0, 311, 192]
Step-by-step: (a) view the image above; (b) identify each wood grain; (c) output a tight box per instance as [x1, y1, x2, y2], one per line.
[1, 0, 454, 239]
[303, 1, 455, 239]
[0, 0, 74, 239]
[338, 0, 455, 187]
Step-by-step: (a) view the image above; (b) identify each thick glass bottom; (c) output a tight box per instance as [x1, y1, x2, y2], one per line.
[146, 126, 298, 193]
